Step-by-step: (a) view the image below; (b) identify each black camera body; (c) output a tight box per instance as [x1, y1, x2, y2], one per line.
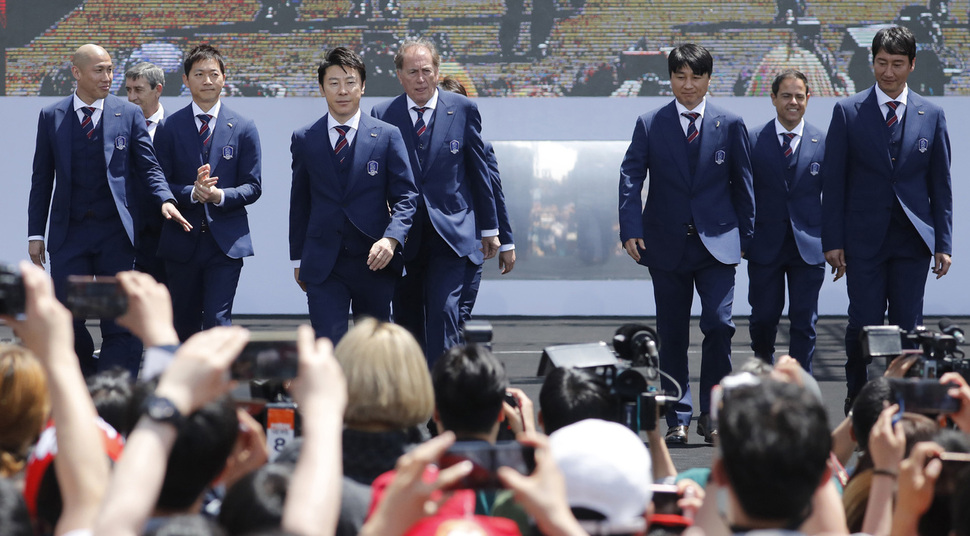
[0, 265, 25, 317]
[862, 321, 970, 382]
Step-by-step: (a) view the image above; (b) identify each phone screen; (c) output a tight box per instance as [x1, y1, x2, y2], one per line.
[889, 378, 961, 415]
[650, 484, 682, 515]
[439, 441, 536, 489]
[231, 332, 299, 380]
[65, 276, 127, 319]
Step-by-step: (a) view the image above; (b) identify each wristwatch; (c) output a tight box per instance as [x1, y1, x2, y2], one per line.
[142, 395, 185, 429]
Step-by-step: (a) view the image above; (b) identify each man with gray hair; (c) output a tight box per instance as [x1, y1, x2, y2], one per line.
[371, 38, 499, 366]
[125, 61, 168, 283]
[125, 62, 165, 140]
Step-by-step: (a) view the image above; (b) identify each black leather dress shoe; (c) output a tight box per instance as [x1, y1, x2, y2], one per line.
[665, 425, 689, 445]
[697, 413, 718, 444]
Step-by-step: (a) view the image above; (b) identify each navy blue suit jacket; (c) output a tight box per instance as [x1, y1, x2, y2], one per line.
[370, 90, 497, 260]
[821, 87, 951, 258]
[746, 120, 825, 266]
[28, 94, 173, 253]
[618, 101, 755, 271]
[485, 142, 514, 248]
[153, 102, 262, 260]
[289, 113, 419, 285]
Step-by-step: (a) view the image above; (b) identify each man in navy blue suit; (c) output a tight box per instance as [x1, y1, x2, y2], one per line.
[289, 47, 418, 343]
[822, 26, 952, 412]
[618, 44, 754, 444]
[746, 70, 825, 373]
[28, 44, 189, 377]
[437, 75, 516, 327]
[371, 38, 499, 366]
[153, 44, 262, 342]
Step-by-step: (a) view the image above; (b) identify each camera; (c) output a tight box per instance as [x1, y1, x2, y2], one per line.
[862, 320, 970, 381]
[537, 323, 678, 434]
[0, 264, 26, 316]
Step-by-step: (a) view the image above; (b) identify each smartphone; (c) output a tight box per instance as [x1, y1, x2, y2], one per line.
[230, 331, 299, 380]
[65, 276, 127, 318]
[889, 378, 961, 415]
[650, 484, 683, 515]
[438, 441, 536, 489]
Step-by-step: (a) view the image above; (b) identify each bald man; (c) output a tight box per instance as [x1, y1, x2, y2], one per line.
[28, 44, 189, 376]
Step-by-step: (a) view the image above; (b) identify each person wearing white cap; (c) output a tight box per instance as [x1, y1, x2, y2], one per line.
[549, 418, 653, 535]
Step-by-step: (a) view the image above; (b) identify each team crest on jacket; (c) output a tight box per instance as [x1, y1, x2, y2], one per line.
[714, 150, 725, 165]
[450, 140, 460, 154]
[367, 160, 379, 176]
[918, 138, 929, 153]
[222, 146, 234, 160]
[810, 162, 820, 176]
[114, 135, 127, 151]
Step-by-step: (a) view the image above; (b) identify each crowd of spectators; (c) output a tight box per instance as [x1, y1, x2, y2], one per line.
[2, 259, 970, 536]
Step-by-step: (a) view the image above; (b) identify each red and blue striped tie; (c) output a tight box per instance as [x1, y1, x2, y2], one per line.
[334, 125, 350, 163]
[682, 112, 700, 143]
[80, 107, 96, 139]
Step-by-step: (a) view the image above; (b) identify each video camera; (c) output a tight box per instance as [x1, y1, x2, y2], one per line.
[862, 318, 970, 381]
[538, 323, 679, 433]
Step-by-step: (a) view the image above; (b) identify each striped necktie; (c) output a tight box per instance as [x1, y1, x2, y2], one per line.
[412, 106, 430, 138]
[80, 107, 96, 139]
[682, 112, 700, 143]
[334, 125, 350, 163]
[885, 101, 900, 133]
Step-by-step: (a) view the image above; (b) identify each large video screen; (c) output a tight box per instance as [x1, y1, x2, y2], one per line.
[3, 0, 967, 98]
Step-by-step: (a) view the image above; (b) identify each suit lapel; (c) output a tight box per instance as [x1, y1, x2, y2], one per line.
[102, 97, 120, 169]
[791, 126, 821, 190]
[895, 92, 924, 174]
[208, 106, 234, 175]
[425, 93, 456, 172]
[348, 115, 379, 194]
[177, 106, 203, 173]
[658, 104, 691, 185]
[694, 106, 721, 184]
[759, 122, 789, 191]
[313, 115, 341, 194]
[54, 98, 73, 181]
[388, 97, 420, 177]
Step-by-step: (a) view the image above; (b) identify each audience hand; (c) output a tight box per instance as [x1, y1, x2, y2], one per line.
[154, 326, 249, 416]
[498, 433, 587, 536]
[869, 404, 905, 472]
[940, 372, 970, 432]
[892, 441, 944, 536]
[503, 387, 536, 435]
[290, 325, 346, 413]
[885, 353, 921, 378]
[359, 432, 473, 536]
[677, 479, 705, 521]
[115, 271, 180, 348]
[221, 409, 270, 491]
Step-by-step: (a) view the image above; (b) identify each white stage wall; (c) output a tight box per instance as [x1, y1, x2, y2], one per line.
[2, 96, 966, 316]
